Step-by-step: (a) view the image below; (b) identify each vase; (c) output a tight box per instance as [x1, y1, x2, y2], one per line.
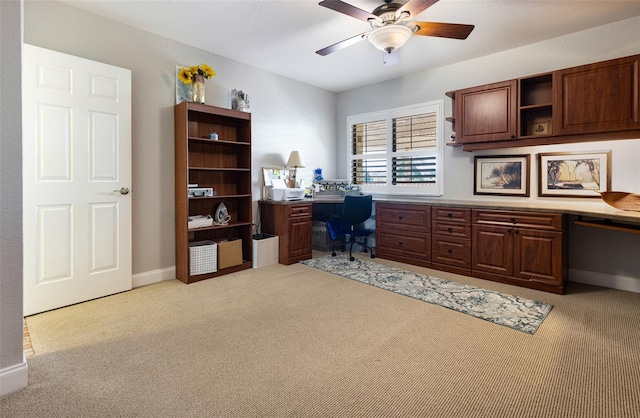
[191, 74, 205, 103]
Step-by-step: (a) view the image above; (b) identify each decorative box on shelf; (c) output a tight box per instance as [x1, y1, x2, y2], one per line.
[216, 238, 243, 269]
[188, 215, 213, 229]
[189, 240, 217, 275]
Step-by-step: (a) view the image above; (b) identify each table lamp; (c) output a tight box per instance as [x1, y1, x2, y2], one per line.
[286, 151, 305, 188]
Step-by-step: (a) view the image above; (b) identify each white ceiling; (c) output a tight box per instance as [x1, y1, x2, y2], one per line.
[58, 0, 640, 93]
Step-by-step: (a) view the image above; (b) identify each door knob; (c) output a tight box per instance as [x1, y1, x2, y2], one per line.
[114, 187, 130, 195]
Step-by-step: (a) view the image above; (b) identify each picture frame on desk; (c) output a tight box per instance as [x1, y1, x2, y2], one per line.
[538, 150, 611, 198]
[474, 155, 530, 197]
[261, 166, 291, 200]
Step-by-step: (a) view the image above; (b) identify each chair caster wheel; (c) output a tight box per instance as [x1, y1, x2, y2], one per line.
[331, 252, 337, 257]
[371, 254, 376, 259]
[350, 256, 355, 261]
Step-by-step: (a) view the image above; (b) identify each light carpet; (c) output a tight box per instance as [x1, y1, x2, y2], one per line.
[301, 254, 553, 334]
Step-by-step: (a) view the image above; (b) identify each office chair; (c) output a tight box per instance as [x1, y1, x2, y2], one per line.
[326, 194, 375, 261]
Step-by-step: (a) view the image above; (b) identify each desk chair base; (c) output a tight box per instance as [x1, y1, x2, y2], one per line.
[331, 231, 375, 262]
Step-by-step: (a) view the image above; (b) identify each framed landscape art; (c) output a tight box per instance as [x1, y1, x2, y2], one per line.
[538, 151, 611, 197]
[474, 155, 530, 196]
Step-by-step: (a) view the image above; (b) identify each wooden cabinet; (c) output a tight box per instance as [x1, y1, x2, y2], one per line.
[472, 209, 567, 294]
[371, 202, 571, 294]
[448, 54, 640, 150]
[431, 207, 472, 276]
[455, 80, 517, 144]
[174, 102, 253, 283]
[376, 202, 431, 268]
[554, 55, 640, 135]
[260, 202, 312, 265]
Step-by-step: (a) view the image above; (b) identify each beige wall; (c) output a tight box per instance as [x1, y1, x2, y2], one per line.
[23, 1, 337, 275]
[3, 0, 640, 395]
[0, 0, 26, 392]
[336, 16, 640, 289]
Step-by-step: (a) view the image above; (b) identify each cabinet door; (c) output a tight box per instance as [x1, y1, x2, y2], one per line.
[472, 224, 513, 276]
[456, 80, 517, 143]
[288, 217, 312, 260]
[554, 55, 640, 135]
[514, 229, 563, 286]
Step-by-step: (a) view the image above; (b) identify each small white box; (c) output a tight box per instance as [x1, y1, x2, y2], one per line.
[188, 215, 213, 229]
[188, 188, 214, 198]
[189, 240, 217, 275]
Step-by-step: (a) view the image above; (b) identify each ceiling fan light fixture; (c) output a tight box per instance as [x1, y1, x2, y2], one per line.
[368, 24, 412, 53]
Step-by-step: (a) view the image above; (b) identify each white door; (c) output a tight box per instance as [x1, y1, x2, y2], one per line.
[22, 45, 132, 316]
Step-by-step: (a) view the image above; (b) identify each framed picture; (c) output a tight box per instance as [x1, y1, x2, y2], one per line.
[261, 166, 291, 199]
[527, 117, 552, 136]
[474, 155, 530, 196]
[538, 151, 611, 197]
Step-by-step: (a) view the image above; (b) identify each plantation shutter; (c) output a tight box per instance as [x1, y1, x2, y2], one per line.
[351, 120, 386, 184]
[347, 100, 443, 195]
[392, 112, 437, 185]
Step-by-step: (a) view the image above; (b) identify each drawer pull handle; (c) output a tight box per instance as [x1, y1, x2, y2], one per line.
[510, 217, 516, 223]
[447, 213, 452, 217]
[398, 215, 404, 220]
[447, 249, 452, 254]
[448, 227, 453, 233]
[398, 241, 403, 246]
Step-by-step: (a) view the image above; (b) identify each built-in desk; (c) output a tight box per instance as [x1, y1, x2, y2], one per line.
[260, 196, 640, 292]
[259, 196, 349, 265]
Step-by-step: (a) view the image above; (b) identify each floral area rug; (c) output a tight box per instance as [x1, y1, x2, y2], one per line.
[301, 255, 553, 334]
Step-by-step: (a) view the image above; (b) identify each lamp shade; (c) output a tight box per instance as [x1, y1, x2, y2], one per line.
[368, 24, 412, 53]
[286, 151, 306, 168]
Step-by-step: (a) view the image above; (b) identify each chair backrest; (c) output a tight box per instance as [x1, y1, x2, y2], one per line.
[340, 194, 373, 225]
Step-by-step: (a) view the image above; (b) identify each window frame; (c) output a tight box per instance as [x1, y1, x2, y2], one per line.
[346, 100, 445, 196]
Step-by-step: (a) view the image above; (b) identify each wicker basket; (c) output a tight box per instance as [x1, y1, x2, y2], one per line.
[189, 240, 217, 275]
[600, 192, 640, 212]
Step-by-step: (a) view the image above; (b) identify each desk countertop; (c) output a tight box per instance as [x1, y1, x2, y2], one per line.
[259, 196, 640, 225]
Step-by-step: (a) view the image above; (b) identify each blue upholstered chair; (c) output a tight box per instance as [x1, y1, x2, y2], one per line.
[326, 194, 375, 261]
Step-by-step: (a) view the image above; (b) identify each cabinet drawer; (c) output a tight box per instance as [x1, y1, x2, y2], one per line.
[376, 203, 430, 233]
[377, 230, 430, 259]
[288, 204, 312, 218]
[432, 207, 471, 223]
[472, 209, 563, 231]
[432, 220, 471, 238]
[432, 236, 471, 268]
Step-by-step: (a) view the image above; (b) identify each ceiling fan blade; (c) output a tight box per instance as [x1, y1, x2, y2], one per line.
[412, 22, 475, 40]
[397, 0, 440, 19]
[316, 32, 369, 56]
[319, 0, 378, 22]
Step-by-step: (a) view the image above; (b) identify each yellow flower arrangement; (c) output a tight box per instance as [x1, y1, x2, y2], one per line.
[178, 64, 216, 84]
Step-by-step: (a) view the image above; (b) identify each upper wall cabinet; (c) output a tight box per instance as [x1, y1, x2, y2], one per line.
[448, 54, 640, 151]
[455, 80, 517, 143]
[554, 55, 640, 135]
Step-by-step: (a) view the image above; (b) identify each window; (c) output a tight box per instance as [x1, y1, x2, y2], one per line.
[347, 100, 444, 196]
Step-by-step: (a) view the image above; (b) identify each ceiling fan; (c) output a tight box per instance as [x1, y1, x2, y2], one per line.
[316, 0, 475, 56]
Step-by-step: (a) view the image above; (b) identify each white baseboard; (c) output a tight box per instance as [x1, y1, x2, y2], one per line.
[0, 355, 28, 396]
[569, 268, 640, 293]
[132, 266, 176, 288]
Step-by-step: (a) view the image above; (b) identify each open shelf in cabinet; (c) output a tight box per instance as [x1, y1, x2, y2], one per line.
[445, 90, 459, 146]
[519, 74, 553, 138]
